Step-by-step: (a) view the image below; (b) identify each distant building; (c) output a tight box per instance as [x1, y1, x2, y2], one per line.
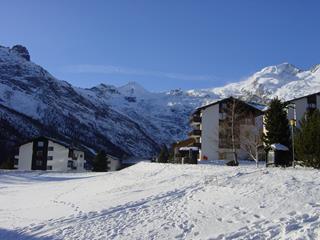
[189, 97, 265, 161]
[15, 136, 86, 171]
[172, 138, 199, 164]
[287, 92, 320, 127]
[106, 154, 122, 171]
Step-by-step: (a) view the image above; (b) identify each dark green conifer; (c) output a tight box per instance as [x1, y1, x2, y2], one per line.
[92, 150, 109, 172]
[295, 110, 320, 168]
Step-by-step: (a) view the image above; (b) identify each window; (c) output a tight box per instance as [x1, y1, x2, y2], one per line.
[220, 102, 227, 112]
[219, 127, 240, 149]
[307, 95, 317, 112]
[47, 166, 52, 170]
[47, 156, 53, 161]
[219, 112, 227, 120]
[307, 94, 317, 104]
[14, 159, 18, 165]
[239, 117, 255, 125]
[308, 103, 316, 109]
[80, 154, 83, 158]
[219, 129, 232, 148]
[36, 160, 42, 166]
[48, 146, 54, 151]
[219, 152, 226, 159]
[37, 141, 44, 147]
[68, 160, 74, 168]
[37, 151, 43, 157]
[68, 149, 77, 159]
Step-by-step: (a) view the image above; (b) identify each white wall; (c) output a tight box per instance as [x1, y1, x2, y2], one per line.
[47, 141, 69, 171]
[287, 95, 320, 128]
[200, 104, 220, 160]
[47, 141, 85, 171]
[73, 150, 85, 171]
[108, 156, 121, 171]
[17, 142, 33, 170]
[287, 98, 307, 128]
[16, 140, 86, 171]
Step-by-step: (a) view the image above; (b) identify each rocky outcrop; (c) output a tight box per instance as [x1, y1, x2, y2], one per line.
[10, 45, 30, 61]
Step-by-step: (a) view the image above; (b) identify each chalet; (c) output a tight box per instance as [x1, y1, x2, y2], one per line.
[14, 136, 86, 171]
[286, 92, 320, 127]
[189, 97, 266, 161]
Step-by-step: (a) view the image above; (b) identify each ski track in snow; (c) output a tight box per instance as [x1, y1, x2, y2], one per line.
[0, 163, 320, 239]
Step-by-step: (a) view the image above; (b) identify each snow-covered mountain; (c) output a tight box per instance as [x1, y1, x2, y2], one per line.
[0, 44, 319, 160]
[189, 62, 320, 101]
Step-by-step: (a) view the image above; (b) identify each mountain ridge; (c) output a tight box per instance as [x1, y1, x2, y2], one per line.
[0, 44, 320, 163]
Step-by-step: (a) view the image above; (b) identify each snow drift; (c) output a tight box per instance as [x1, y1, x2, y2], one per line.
[0, 163, 320, 239]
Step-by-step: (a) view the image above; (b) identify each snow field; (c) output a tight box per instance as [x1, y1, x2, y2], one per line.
[0, 163, 320, 239]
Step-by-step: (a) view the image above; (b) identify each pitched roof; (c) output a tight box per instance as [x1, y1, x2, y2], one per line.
[196, 97, 266, 113]
[20, 136, 84, 151]
[172, 138, 196, 148]
[286, 91, 320, 103]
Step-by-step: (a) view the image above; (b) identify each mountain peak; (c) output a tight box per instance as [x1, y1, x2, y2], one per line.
[259, 62, 300, 75]
[118, 81, 149, 96]
[90, 83, 119, 95]
[10, 45, 30, 61]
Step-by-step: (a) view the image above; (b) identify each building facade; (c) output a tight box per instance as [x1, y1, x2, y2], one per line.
[106, 154, 122, 171]
[15, 137, 86, 171]
[287, 92, 320, 127]
[190, 97, 265, 161]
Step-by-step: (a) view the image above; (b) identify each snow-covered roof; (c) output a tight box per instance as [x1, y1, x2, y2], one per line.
[196, 97, 266, 113]
[286, 91, 320, 103]
[246, 102, 268, 111]
[197, 99, 221, 110]
[270, 143, 289, 151]
[179, 147, 199, 151]
[20, 136, 84, 152]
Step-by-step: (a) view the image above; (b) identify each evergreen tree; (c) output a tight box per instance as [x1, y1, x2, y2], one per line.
[167, 146, 175, 164]
[92, 150, 109, 172]
[0, 157, 14, 169]
[295, 110, 320, 168]
[157, 145, 169, 163]
[263, 98, 291, 149]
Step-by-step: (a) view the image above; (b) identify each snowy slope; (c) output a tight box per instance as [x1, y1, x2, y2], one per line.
[1, 44, 320, 159]
[1, 163, 320, 239]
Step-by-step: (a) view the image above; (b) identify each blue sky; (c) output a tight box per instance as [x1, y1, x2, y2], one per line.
[1, 0, 320, 91]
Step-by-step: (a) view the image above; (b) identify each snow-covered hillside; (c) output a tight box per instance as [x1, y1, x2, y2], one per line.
[1, 163, 320, 239]
[1, 44, 320, 159]
[189, 62, 320, 101]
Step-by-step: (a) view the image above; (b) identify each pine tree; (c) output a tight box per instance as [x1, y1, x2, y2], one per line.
[92, 150, 109, 172]
[263, 98, 291, 166]
[295, 110, 320, 168]
[263, 98, 291, 149]
[157, 145, 169, 163]
[0, 157, 14, 169]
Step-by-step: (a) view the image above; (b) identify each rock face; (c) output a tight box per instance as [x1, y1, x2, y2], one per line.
[10, 45, 30, 61]
[0, 44, 320, 164]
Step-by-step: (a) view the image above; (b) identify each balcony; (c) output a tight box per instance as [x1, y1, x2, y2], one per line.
[192, 142, 201, 148]
[190, 115, 201, 125]
[189, 129, 201, 137]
